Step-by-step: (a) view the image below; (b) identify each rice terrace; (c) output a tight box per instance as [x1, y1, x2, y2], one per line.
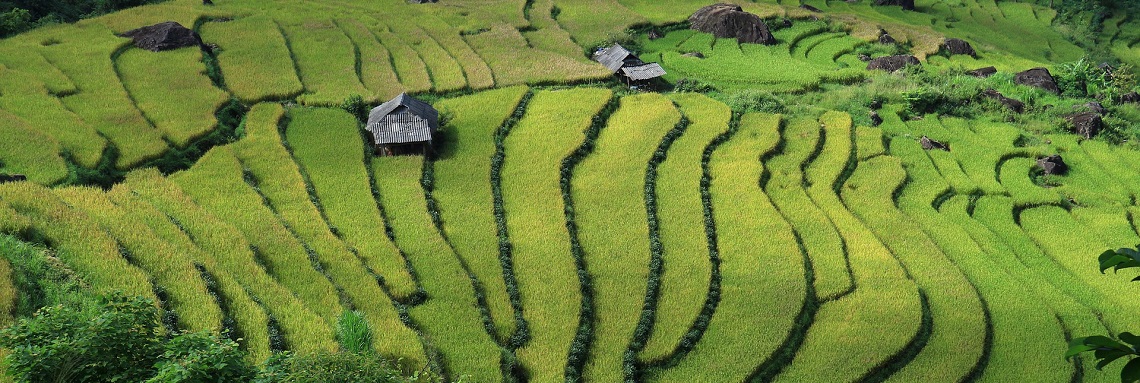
[2, 0, 1140, 381]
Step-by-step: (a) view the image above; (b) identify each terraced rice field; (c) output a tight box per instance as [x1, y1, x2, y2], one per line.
[2, 0, 1140, 382]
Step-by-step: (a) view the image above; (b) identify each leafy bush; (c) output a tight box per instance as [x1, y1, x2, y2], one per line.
[722, 90, 786, 114]
[0, 293, 163, 383]
[673, 78, 716, 93]
[255, 352, 437, 383]
[336, 310, 373, 354]
[341, 95, 368, 124]
[147, 332, 257, 383]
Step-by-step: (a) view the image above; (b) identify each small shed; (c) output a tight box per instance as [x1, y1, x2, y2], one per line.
[366, 93, 439, 156]
[593, 44, 666, 86]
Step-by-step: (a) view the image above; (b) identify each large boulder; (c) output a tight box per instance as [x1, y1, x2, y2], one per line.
[1036, 155, 1067, 175]
[879, 34, 897, 44]
[981, 89, 1024, 114]
[866, 55, 920, 72]
[873, 0, 915, 10]
[1069, 112, 1102, 139]
[1080, 101, 1106, 115]
[967, 66, 997, 78]
[118, 21, 203, 52]
[1120, 91, 1140, 104]
[689, 4, 775, 45]
[1015, 67, 1060, 94]
[944, 38, 976, 57]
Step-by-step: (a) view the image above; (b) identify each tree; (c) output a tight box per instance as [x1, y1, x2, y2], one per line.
[147, 331, 256, 383]
[1066, 246, 1140, 382]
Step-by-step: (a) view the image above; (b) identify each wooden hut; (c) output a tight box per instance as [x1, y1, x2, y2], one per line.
[366, 93, 439, 156]
[592, 44, 666, 86]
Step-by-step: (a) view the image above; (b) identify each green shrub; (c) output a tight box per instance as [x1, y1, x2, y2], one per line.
[336, 310, 373, 354]
[147, 332, 256, 383]
[722, 90, 786, 114]
[255, 352, 436, 383]
[0, 293, 163, 383]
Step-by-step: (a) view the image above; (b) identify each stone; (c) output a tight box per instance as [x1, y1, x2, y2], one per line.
[1119, 91, 1139, 104]
[879, 34, 897, 44]
[870, 111, 883, 126]
[1069, 112, 1102, 139]
[689, 3, 775, 45]
[682, 52, 705, 59]
[800, 4, 822, 12]
[866, 55, 920, 72]
[920, 136, 949, 151]
[943, 38, 976, 57]
[1015, 67, 1060, 94]
[117, 21, 203, 52]
[858, 54, 871, 62]
[873, 0, 915, 11]
[967, 66, 997, 78]
[981, 89, 1025, 114]
[1037, 154, 1067, 175]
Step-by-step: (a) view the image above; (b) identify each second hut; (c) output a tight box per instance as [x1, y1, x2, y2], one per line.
[366, 93, 439, 156]
[593, 44, 666, 86]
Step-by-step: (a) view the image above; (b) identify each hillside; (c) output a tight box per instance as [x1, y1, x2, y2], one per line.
[1, 0, 1140, 382]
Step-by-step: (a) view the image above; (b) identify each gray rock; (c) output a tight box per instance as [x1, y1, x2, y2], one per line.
[879, 34, 897, 44]
[944, 38, 976, 57]
[920, 136, 949, 151]
[689, 3, 775, 45]
[981, 89, 1024, 114]
[866, 55, 920, 72]
[967, 66, 996, 78]
[1069, 112, 1102, 139]
[1015, 67, 1060, 94]
[1037, 154, 1067, 175]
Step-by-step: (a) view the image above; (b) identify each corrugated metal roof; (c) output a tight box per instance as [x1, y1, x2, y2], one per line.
[366, 93, 438, 144]
[621, 63, 666, 80]
[593, 44, 635, 73]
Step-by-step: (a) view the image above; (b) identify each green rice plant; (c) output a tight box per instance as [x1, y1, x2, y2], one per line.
[432, 86, 530, 343]
[0, 110, 68, 185]
[170, 146, 345, 328]
[285, 108, 421, 300]
[1018, 206, 1140, 378]
[88, 1, 223, 35]
[781, 111, 923, 381]
[0, 46, 75, 95]
[855, 125, 886, 160]
[372, 155, 502, 382]
[939, 118, 1021, 195]
[198, 15, 304, 103]
[465, 24, 611, 86]
[106, 180, 273, 363]
[278, 19, 372, 106]
[336, 19, 403, 102]
[53, 186, 223, 333]
[125, 169, 337, 356]
[521, 0, 592, 60]
[656, 113, 806, 382]
[1047, 135, 1131, 207]
[792, 32, 843, 59]
[0, 66, 105, 168]
[550, 0, 646, 48]
[946, 195, 1114, 382]
[116, 48, 230, 147]
[903, 118, 980, 195]
[374, 25, 433, 94]
[502, 88, 612, 383]
[37, 23, 168, 169]
[417, 17, 495, 90]
[637, 93, 727, 363]
[570, 93, 680, 382]
[0, 182, 155, 301]
[336, 310, 372, 354]
[232, 103, 424, 364]
[807, 35, 865, 65]
[998, 156, 1061, 206]
[841, 153, 986, 383]
[764, 117, 854, 301]
[1078, 140, 1140, 200]
[0, 241, 19, 328]
[385, 22, 468, 92]
[891, 136, 1071, 382]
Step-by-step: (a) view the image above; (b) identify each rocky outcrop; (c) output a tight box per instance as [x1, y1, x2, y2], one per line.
[118, 21, 203, 52]
[873, 0, 915, 10]
[1037, 154, 1067, 175]
[1120, 91, 1139, 104]
[866, 55, 919, 72]
[1015, 68, 1060, 94]
[981, 89, 1024, 114]
[967, 66, 996, 78]
[879, 34, 897, 44]
[1069, 112, 1102, 139]
[689, 4, 776, 45]
[944, 38, 976, 57]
